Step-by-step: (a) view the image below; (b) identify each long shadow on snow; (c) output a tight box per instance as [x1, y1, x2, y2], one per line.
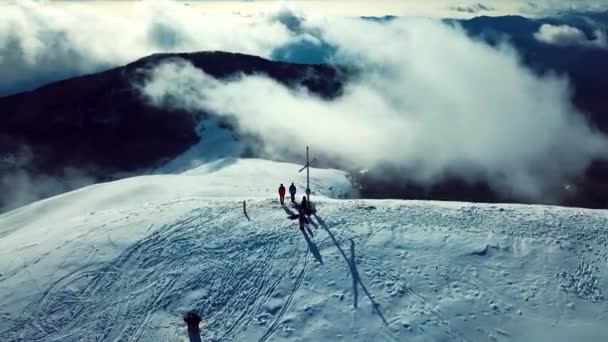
[300, 228, 323, 265]
[349, 239, 359, 309]
[313, 214, 388, 325]
[282, 205, 295, 216]
[285, 204, 316, 237]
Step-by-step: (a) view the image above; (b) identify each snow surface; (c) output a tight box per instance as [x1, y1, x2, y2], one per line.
[157, 120, 243, 174]
[1, 158, 608, 341]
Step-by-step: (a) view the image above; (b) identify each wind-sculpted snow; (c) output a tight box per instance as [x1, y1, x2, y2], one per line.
[1, 160, 608, 341]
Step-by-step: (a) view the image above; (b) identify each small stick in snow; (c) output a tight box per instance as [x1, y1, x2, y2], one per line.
[243, 201, 250, 221]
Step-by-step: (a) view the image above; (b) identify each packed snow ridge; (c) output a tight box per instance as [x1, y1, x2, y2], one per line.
[1, 158, 608, 341]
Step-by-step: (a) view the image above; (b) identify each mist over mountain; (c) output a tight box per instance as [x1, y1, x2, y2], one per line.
[2, 6, 608, 212]
[0, 52, 345, 212]
[358, 11, 608, 208]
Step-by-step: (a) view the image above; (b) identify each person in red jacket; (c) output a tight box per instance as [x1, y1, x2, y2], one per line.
[278, 184, 286, 205]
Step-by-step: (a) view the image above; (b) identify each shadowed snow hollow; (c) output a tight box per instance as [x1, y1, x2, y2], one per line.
[1, 159, 607, 341]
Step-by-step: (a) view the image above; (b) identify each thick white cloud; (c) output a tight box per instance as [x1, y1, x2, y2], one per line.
[2, 0, 607, 95]
[0, 0, 292, 95]
[140, 15, 608, 200]
[534, 24, 608, 49]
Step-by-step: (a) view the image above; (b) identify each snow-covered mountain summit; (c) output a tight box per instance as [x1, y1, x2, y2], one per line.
[1, 158, 607, 341]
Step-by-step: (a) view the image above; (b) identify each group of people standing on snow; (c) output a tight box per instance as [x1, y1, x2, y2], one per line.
[279, 183, 314, 230]
[278, 183, 298, 205]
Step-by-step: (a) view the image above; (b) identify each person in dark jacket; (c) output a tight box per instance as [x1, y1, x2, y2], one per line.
[279, 184, 286, 205]
[302, 195, 314, 217]
[300, 195, 307, 211]
[289, 183, 297, 203]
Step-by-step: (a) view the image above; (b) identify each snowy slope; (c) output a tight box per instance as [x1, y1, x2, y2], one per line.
[157, 120, 244, 174]
[1, 159, 608, 341]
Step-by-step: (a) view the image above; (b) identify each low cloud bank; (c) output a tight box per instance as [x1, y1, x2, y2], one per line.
[140, 15, 608, 200]
[2, 0, 607, 95]
[0, 148, 96, 213]
[0, 0, 291, 95]
[451, 3, 495, 14]
[2, 1, 607, 202]
[1, 168, 96, 213]
[534, 24, 608, 49]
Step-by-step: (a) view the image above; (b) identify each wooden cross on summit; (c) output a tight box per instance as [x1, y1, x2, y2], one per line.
[298, 146, 317, 201]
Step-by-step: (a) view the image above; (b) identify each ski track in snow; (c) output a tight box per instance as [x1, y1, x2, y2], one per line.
[1, 198, 608, 341]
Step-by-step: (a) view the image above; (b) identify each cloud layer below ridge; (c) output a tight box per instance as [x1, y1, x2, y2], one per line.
[140, 14, 608, 200]
[2, 0, 608, 201]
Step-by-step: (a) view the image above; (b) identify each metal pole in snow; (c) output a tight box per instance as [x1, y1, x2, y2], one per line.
[299, 147, 316, 204]
[306, 146, 311, 202]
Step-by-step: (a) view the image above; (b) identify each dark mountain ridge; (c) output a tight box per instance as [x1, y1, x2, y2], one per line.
[0, 51, 346, 212]
[2, 13, 608, 212]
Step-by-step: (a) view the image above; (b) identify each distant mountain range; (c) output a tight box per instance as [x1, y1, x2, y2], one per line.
[1, 13, 607, 212]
